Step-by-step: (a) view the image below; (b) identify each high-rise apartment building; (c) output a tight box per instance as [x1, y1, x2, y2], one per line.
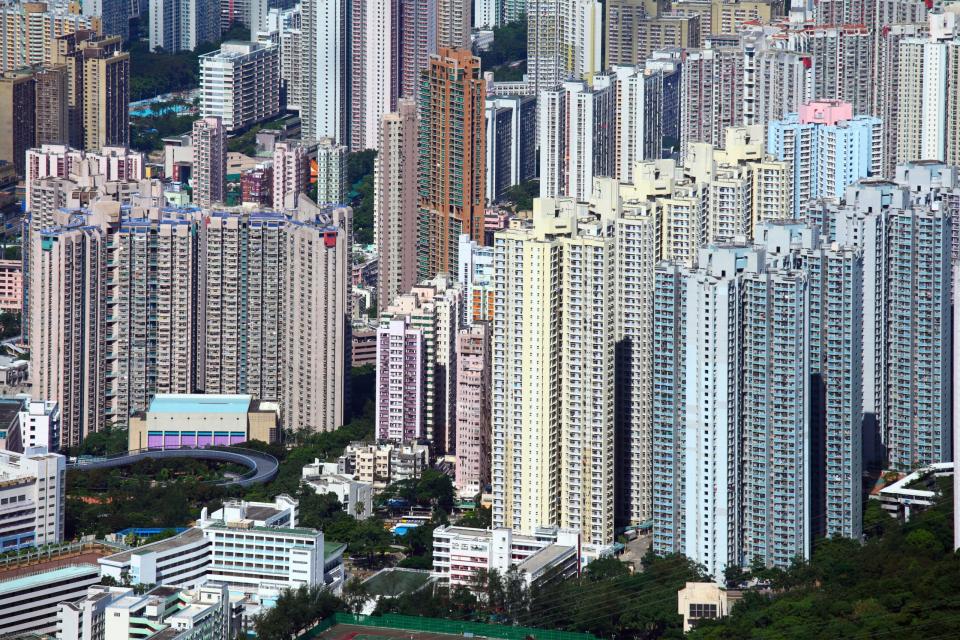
[484, 94, 537, 202]
[380, 276, 461, 451]
[679, 46, 744, 155]
[417, 49, 486, 279]
[192, 116, 226, 207]
[437, 0, 470, 49]
[668, 0, 780, 43]
[895, 10, 960, 167]
[454, 322, 490, 498]
[80, 0, 130, 41]
[375, 317, 425, 441]
[398, 0, 437, 99]
[652, 243, 812, 580]
[376, 100, 419, 311]
[200, 41, 281, 132]
[539, 76, 616, 202]
[803, 24, 874, 119]
[0, 2, 100, 74]
[30, 186, 353, 440]
[53, 31, 129, 151]
[874, 22, 923, 177]
[527, 0, 561, 97]
[301, 0, 348, 142]
[767, 101, 883, 218]
[272, 140, 309, 210]
[457, 234, 495, 325]
[281, 204, 353, 431]
[0, 70, 37, 176]
[491, 201, 615, 546]
[811, 164, 955, 472]
[315, 137, 348, 204]
[148, 0, 220, 52]
[611, 64, 670, 181]
[632, 14, 700, 66]
[34, 65, 69, 146]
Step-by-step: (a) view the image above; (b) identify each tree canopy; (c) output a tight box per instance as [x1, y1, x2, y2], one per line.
[691, 494, 960, 639]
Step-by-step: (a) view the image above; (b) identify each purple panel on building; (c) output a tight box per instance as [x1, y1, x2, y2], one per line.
[214, 433, 230, 446]
[197, 433, 213, 448]
[229, 434, 247, 445]
[164, 434, 180, 448]
[180, 433, 197, 447]
[147, 434, 163, 449]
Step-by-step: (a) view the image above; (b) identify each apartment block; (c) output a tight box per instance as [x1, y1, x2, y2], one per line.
[192, 116, 226, 207]
[492, 201, 616, 546]
[376, 99, 419, 311]
[380, 275, 461, 451]
[417, 49, 486, 279]
[539, 76, 616, 202]
[53, 31, 129, 151]
[0, 70, 36, 176]
[768, 101, 882, 218]
[0, 2, 100, 74]
[200, 40, 280, 132]
[315, 137, 348, 204]
[148, 0, 220, 52]
[457, 234, 494, 325]
[454, 323, 490, 498]
[272, 140, 309, 210]
[375, 317, 426, 442]
[484, 94, 537, 202]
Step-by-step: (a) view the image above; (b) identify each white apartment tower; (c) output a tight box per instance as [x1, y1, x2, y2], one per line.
[315, 138, 349, 204]
[199, 41, 281, 132]
[539, 77, 616, 203]
[301, 0, 348, 142]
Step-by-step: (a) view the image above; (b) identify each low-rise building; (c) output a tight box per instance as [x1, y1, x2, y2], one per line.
[0, 397, 59, 453]
[0, 447, 65, 550]
[875, 463, 954, 522]
[0, 564, 100, 637]
[431, 526, 581, 591]
[339, 442, 429, 490]
[677, 582, 743, 632]
[61, 583, 242, 640]
[127, 394, 280, 452]
[98, 527, 212, 588]
[98, 497, 346, 607]
[302, 459, 374, 519]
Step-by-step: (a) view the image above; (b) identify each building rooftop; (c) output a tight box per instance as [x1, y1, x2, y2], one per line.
[101, 528, 206, 564]
[148, 394, 252, 415]
[518, 545, 574, 576]
[242, 505, 282, 522]
[204, 522, 319, 537]
[324, 541, 347, 559]
[0, 564, 98, 596]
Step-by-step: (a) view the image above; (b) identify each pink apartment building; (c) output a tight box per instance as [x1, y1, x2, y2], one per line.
[0, 260, 22, 313]
[454, 323, 490, 498]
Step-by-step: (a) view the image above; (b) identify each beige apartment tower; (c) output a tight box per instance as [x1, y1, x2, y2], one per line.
[192, 117, 226, 207]
[376, 99, 419, 312]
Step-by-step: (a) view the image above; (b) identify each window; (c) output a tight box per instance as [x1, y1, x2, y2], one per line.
[689, 603, 718, 619]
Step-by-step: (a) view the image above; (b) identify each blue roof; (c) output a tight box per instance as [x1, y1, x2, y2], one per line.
[0, 564, 98, 596]
[148, 394, 252, 415]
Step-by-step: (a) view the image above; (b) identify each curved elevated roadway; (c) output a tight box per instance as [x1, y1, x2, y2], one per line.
[67, 447, 279, 487]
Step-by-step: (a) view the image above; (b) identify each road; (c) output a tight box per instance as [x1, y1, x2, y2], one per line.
[68, 447, 279, 487]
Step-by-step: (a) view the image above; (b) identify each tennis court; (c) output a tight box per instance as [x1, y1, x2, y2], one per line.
[318, 624, 469, 640]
